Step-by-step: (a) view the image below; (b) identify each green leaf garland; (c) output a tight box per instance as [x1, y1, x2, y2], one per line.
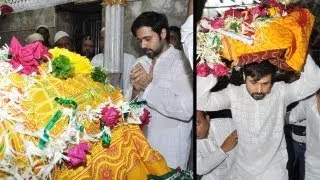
[52, 55, 75, 79]
[91, 67, 108, 84]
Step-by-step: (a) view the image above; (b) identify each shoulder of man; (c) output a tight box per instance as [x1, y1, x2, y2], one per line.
[168, 47, 192, 73]
[92, 53, 103, 61]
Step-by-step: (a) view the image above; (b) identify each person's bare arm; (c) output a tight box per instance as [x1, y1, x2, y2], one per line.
[220, 130, 238, 153]
[187, 0, 193, 17]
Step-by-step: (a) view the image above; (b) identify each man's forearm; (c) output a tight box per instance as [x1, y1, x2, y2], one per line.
[131, 89, 140, 100]
[187, 0, 193, 17]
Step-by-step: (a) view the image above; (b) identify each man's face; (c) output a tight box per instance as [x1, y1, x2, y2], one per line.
[55, 37, 72, 51]
[245, 74, 273, 100]
[99, 31, 105, 52]
[37, 27, 50, 41]
[169, 31, 181, 50]
[196, 111, 210, 139]
[81, 40, 94, 58]
[136, 26, 165, 59]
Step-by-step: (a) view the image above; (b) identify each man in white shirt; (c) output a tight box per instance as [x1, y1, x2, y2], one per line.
[289, 89, 320, 180]
[91, 28, 136, 92]
[54, 31, 73, 51]
[129, 11, 193, 170]
[285, 102, 306, 180]
[180, 0, 194, 70]
[197, 111, 237, 180]
[197, 55, 320, 180]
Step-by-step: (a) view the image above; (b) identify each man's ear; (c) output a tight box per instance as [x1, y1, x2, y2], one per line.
[205, 114, 210, 123]
[160, 28, 167, 40]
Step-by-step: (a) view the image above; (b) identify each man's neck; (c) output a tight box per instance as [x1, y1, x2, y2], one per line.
[152, 43, 169, 61]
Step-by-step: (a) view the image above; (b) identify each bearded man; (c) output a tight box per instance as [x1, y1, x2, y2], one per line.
[128, 11, 193, 170]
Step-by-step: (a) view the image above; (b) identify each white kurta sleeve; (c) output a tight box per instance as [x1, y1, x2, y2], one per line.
[197, 75, 231, 111]
[181, 15, 194, 70]
[288, 99, 308, 124]
[141, 60, 193, 121]
[197, 139, 228, 175]
[284, 54, 320, 105]
[122, 54, 136, 93]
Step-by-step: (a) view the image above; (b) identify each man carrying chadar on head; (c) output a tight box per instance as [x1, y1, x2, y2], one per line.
[197, 1, 318, 179]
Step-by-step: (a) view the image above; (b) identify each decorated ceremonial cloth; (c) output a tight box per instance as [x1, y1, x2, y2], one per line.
[197, 0, 315, 76]
[0, 37, 171, 179]
[221, 8, 314, 72]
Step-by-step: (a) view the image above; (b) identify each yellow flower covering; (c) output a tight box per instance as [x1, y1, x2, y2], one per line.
[268, 7, 281, 17]
[49, 47, 94, 75]
[0, 48, 171, 179]
[221, 8, 315, 72]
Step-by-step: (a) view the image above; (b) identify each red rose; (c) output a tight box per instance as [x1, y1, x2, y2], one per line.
[196, 63, 211, 77]
[140, 108, 151, 127]
[9, 36, 50, 75]
[101, 107, 121, 128]
[210, 18, 224, 29]
[212, 64, 229, 77]
[67, 142, 90, 167]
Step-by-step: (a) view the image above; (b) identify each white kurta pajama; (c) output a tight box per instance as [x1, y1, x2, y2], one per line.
[197, 55, 320, 180]
[197, 118, 236, 180]
[289, 95, 320, 180]
[125, 46, 193, 169]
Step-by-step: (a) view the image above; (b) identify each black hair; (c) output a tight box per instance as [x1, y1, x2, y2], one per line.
[169, 26, 181, 41]
[131, 11, 169, 41]
[243, 60, 277, 82]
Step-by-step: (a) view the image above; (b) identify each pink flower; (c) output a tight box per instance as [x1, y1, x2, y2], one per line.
[210, 18, 224, 29]
[140, 108, 151, 128]
[212, 64, 229, 77]
[67, 142, 91, 167]
[0, 4, 13, 15]
[101, 107, 121, 128]
[250, 6, 264, 18]
[224, 8, 243, 18]
[196, 63, 211, 77]
[9, 36, 50, 75]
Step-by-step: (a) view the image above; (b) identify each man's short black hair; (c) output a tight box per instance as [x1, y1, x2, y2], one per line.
[243, 60, 277, 82]
[169, 26, 181, 41]
[131, 11, 169, 41]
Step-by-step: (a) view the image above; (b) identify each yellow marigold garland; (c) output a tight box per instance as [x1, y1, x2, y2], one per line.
[49, 48, 93, 75]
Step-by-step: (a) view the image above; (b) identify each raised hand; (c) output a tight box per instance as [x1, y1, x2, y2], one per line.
[221, 130, 238, 153]
[130, 63, 153, 91]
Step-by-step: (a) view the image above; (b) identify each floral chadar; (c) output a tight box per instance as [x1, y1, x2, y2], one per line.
[197, 0, 315, 77]
[0, 38, 179, 179]
[9, 36, 50, 75]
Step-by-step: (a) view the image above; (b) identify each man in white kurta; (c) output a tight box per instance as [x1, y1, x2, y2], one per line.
[126, 46, 193, 169]
[197, 116, 236, 180]
[289, 91, 320, 180]
[129, 11, 193, 170]
[181, 0, 193, 70]
[197, 55, 320, 180]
